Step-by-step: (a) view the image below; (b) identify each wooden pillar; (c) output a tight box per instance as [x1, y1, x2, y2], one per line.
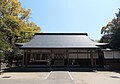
[67, 49, 69, 66]
[47, 50, 51, 66]
[22, 52, 25, 67]
[90, 50, 94, 68]
[25, 53, 28, 67]
[94, 51, 97, 69]
[51, 49, 53, 66]
[95, 57, 96, 69]
[23, 52, 27, 67]
[27, 53, 30, 66]
[98, 50, 104, 68]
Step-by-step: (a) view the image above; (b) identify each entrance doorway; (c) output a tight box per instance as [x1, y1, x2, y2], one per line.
[53, 53, 65, 66]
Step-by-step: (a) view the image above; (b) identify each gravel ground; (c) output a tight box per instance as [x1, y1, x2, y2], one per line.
[70, 71, 120, 84]
[0, 71, 120, 84]
[0, 72, 48, 79]
[0, 71, 75, 84]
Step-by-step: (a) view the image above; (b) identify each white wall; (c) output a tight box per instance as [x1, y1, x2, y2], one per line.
[68, 53, 98, 59]
[114, 51, 120, 58]
[104, 50, 120, 59]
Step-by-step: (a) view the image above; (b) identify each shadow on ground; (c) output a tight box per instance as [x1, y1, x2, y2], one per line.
[2, 66, 113, 72]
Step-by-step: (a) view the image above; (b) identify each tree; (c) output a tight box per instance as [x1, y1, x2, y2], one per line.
[0, 0, 41, 66]
[100, 22, 113, 43]
[100, 9, 120, 49]
[110, 28, 120, 48]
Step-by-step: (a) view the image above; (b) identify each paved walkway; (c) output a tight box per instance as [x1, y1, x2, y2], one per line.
[45, 71, 75, 84]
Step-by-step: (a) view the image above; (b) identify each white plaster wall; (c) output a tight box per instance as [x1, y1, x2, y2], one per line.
[114, 51, 120, 58]
[104, 51, 113, 59]
[104, 50, 120, 59]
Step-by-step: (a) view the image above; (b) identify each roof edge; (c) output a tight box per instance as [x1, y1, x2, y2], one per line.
[20, 47, 99, 49]
[35, 33, 88, 36]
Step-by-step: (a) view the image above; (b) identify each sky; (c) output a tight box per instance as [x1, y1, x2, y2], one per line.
[19, 0, 120, 40]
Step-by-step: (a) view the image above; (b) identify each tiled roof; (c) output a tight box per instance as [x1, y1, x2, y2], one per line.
[21, 33, 99, 49]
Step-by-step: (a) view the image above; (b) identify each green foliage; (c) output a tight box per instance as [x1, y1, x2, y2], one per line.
[100, 9, 120, 49]
[0, 34, 10, 57]
[110, 28, 120, 49]
[0, 0, 41, 64]
[0, 41, 5, 57]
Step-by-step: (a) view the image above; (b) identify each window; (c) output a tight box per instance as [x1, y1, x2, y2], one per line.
[41, 54, 48, 60]
[69, 54, 77, 59]
[36, 54, 41, 60]
[34, 53, 50, 61]
[78, 54, 88, 59]
[54, 54, 64, 59]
